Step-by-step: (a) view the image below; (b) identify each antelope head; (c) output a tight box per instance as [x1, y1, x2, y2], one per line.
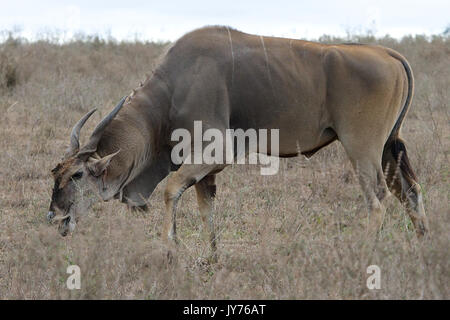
[48, 97, 126, 236]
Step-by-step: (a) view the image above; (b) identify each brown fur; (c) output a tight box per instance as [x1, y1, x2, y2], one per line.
[49, 26, 429, 245]
[51, 158, 77, 189]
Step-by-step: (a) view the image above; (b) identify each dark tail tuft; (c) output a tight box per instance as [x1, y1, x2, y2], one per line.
[385, 138, 417, 181]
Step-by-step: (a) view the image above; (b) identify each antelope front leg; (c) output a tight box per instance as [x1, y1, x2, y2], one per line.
[162, 176, 192, 246]
[162, 164, 225, 248]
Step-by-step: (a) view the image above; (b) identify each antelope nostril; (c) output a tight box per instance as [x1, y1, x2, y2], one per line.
[47, 211, 55, 221]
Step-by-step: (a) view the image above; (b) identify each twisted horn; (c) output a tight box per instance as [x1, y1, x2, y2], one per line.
[66, 109, 97, 157]
[77, 96, 127, 157]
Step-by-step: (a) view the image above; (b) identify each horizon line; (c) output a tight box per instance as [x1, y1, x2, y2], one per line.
[1, 25, 449, 45]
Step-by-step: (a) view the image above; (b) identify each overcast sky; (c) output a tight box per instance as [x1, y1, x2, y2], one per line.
[1, 0, 449, 42]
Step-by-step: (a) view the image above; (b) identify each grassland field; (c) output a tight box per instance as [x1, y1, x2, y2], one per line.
[0, 32, 448, 299]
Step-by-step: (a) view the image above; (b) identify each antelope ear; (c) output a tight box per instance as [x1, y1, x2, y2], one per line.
[88, 150, 120, 177]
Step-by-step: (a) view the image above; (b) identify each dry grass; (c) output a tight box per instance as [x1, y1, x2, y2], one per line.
[0, 33, 448, 299]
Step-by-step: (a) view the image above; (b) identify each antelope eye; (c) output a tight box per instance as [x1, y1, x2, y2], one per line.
[71, 171, 83, 180]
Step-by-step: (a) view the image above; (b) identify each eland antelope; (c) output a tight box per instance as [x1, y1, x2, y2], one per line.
[48, 26, 428, 256]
